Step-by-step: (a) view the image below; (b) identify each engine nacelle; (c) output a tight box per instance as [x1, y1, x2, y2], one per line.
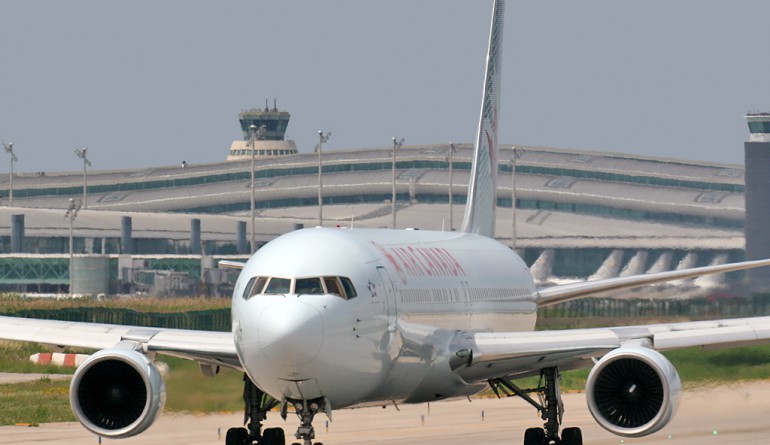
[69, 346, 166, 438]
[586, 346, 681, 437]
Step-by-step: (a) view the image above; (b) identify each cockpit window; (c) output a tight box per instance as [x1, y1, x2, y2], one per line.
[340, 277, 357, 298]
[242, 276, 268, 300]
[252, 277, 267, 297]
[322, 276, 357, 299]
[241, 275, 358, 299]
[295, 277, 324, 295]
[264, 277, 291, 294]
[323, 277, 343, 297]
[242, 277, 256, 300]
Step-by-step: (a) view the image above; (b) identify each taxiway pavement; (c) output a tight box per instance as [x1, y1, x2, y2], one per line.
[0, 380, 769, 444]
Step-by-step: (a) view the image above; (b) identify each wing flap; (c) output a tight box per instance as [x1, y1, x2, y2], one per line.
[648, 316, 770, 350]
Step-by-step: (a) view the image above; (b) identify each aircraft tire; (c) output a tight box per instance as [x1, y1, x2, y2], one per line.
[263, 427, 286, 445]
[561, 427, 583, 445]
[225, 427, 248, 445]
[523, 427, 544, 445]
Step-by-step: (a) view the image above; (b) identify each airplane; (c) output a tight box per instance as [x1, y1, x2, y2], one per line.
[3, 1, 770, 445]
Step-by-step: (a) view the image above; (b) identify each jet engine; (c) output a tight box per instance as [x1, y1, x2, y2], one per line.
[585, 346, 681, 437]
[69, 346, 166, 438]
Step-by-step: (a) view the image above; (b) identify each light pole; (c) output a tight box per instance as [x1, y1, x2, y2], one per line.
[249, 124, 266, 253]
[65, 198, 82, 294]
[2, 142, 17, 207]
[510, 147, 524, 249]
[74, 148, 91, 209]
[391, 137, 404, 229]
[316, 130, 331, 226]
[446, 143, 457, 231]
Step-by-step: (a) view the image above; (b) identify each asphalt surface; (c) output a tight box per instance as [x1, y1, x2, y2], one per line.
[0, 380, 769, 444]
[0, 373, 70, 384]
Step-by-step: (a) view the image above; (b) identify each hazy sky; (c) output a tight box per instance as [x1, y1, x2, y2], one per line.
[2, 1, 770, 173]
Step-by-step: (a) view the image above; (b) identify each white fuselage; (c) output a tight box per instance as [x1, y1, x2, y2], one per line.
[231, 227, 537, 409]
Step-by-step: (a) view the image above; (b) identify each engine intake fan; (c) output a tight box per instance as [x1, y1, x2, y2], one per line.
[69, 346, 166, 438]
[586, 346, 681, 437]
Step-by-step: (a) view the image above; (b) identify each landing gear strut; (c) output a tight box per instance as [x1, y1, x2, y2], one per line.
[225, 374, 284, 445]
[489, 367, 582, 445]
[287, 397, 327, 445]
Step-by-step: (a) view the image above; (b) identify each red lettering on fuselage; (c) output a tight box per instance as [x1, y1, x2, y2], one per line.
[371, 241, 467, 283]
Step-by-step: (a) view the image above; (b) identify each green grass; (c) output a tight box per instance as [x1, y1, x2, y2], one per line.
[0, 342, 77, 375]
[664, 345, 770, 383]
[0, 378, 73, 425]
[162, 356, 244, 413]
[0, 293, 231, 313]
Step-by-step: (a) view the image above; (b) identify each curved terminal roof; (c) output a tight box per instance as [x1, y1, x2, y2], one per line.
[0, 144, 746, 249]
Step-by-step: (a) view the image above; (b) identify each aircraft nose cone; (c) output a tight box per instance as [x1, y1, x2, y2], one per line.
[258, 300, 324, 367]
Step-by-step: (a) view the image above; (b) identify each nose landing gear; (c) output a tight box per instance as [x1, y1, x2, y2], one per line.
[288, 397, 328, 445]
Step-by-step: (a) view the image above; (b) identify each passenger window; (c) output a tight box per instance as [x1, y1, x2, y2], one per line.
[295, 277, 324, 295]
[323, 277, 343, 297]
[264, 277, 291, 294]
[340, 277, 357, 299]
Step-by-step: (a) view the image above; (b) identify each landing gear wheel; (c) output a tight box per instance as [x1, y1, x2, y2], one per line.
[523, 427, 545, 445]
[225, 427, 248, 445]
[263, 427, 286, 445]
[561, 427, 582, 445]
[226, 374, 282, 445]
[490, 368, 568, 445]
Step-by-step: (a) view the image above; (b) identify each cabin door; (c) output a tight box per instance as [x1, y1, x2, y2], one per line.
[376, 266, 397, 329]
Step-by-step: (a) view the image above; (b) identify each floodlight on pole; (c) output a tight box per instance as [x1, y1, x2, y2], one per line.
[74, 148, 91, 209]
[2, 142, 17, 207]
[391, 137, 405, 229]
[315, 130, 332, 227]
[249, 124, 266, 253]
[64, 198, 82, 294]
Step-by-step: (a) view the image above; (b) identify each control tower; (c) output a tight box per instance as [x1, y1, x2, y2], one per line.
[227, 100, 298, 161]
[744, 113, 770, 290]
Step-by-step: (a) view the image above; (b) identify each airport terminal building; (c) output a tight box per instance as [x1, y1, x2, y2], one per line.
[0, 109, 764, 295]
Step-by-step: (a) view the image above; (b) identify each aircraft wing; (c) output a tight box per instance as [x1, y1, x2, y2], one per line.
[451, 315, 770, 383]
[535, 258, 770, 307]
[453, 257, 770, 382]
[218, 260, 246, 270]
[0, 315, 240, 369]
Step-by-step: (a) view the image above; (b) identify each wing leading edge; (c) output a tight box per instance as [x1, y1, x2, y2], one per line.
[0, 315, 240, 369]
